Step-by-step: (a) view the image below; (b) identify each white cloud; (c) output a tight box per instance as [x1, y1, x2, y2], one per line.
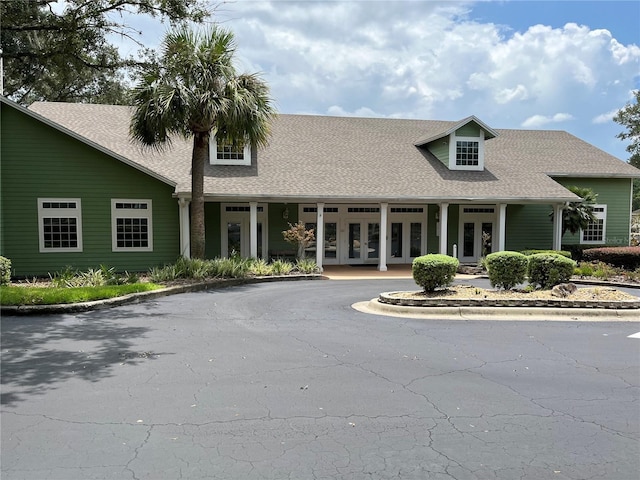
[116, 1, 640, 159]
[521, 113, 574, 128]
[592, 109, 620, 124]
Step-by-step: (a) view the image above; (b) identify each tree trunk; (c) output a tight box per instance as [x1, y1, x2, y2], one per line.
[190, 133, 208, 259]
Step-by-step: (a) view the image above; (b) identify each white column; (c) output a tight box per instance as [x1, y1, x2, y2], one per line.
[250, 201, 258, 258]
[497, 203, 507, 252]
[439, 203, 449, 255]
[378, 203, 388, 271]
[553, 203, 564, 250]
[178, 198, 191, 259]
[316, 203, 324, 272]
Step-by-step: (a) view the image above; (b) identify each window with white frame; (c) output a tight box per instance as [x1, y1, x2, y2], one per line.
[210, 135, 251, 166]
[581, 205, 607, 244]
[456, 140, 479, 166]
[111, 200, 153, 251]
[38, 198, 83, 252]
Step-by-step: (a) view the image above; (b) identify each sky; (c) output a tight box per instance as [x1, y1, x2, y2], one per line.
[113, 0, 640, 161]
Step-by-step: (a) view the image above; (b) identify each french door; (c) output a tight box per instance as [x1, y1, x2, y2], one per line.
[459, 220, 493, 263]
[345, 221, 380, 264]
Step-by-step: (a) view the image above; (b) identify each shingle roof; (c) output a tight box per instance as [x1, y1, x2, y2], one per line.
[28, 101, 639, 203]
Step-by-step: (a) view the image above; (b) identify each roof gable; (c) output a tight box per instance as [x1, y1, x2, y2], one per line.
[1, 97, 176, 188]
[415, 115, 498, 146]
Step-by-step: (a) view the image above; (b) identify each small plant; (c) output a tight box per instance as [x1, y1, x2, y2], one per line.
[249, 258, 273, 276]
[282, 221, 315, 260]
[485, 251, 528, 290]
[593, 261, 617, 280]
[0, 256, 11, 286]
[271, 259, 294, 275]
[575, 262, 594, 278]
[527, 253, 576, 289]
[295, 258, 319, 274]
[412, 254, 459, 292]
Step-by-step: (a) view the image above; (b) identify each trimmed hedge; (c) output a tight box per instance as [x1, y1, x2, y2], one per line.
[412, 254, 459, 292]
[582, 247, 640, 270]
[528, 253, 576, 289]
[0, 256, 11, 286]
[521, 249, 572, 258]
[485, 251, 528, 290]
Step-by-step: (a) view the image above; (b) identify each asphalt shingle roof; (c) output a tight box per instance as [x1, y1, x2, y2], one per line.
[28, 101, 639, 203]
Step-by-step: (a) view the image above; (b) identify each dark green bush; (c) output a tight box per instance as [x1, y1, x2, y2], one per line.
[412, 254, 459, 292]
[582, 246, 640, 270]
[527, 253, 576, 289]
[521, 249, 572, 258]
[0, 256, 11, 286]
[485, 251, 528, 290]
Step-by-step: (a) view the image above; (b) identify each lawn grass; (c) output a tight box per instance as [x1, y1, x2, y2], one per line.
[0, 283, 163, 306]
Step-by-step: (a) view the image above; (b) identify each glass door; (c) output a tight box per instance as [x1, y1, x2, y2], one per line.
[389, 221, 423, 263]
[460, 221, 493, 263]
[347, 221, 379, 263]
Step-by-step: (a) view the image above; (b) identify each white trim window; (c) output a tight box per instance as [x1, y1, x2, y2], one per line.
[210, 135, 251, 166]
[448, 131, 485, 171]
[111, 199, 153, 252]
[38, 198, 83, 252]
[581, 205, 607, 244]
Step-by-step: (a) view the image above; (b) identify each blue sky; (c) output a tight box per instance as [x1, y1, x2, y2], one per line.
[113, 0, 640, 161]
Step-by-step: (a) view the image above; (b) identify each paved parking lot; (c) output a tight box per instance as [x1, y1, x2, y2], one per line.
[2, 278, 639, 479]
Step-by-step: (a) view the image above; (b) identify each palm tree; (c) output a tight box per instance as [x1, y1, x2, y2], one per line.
[557, 186, 598, 236]
[130, 26, 275, 258]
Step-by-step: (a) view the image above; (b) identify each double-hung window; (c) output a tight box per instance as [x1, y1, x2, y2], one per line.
[210, 135, 251, 166]
[38, 198, 83, 252]
[581, 205, 607, 244]
[111, 199, 153, 251]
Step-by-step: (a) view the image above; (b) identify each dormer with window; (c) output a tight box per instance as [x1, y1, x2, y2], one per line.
[415, 116, 497, 172]
[209, 134, 252, 166]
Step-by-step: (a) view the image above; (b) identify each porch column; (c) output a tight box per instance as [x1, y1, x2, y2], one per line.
[439, 203, 449, 255]
[316, 203, 324, 272]
[379, 203, 388, 271]
[250, 201, 258, 258]
[178, 198, 191, 259]
[497, 203, 507, 252]
[552, 203, 564, 250]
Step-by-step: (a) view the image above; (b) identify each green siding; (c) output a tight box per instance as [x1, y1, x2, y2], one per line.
[455, 124, 481, 137]
[506, 204, 554, 251]
[1, 102, 179, 276]
[505, 178, 633, 252]
[427, 140, 449, 166]
[554, 177, 632, 246]
[268, 203, 298, 255]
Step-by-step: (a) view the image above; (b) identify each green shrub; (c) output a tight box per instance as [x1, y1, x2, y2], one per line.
[582, 246, 640, 270]
[485, 251, 528, 290]
[527, 253, 576, 289]
[575, 262, 594, 278]
[412, 254, 459, 292]
[521, 249, 572, 258]
[271, 259, 294, 275]
[295, 258, 319, 274]
[0, 256, 11, 286]
[249, 258, 273, 276]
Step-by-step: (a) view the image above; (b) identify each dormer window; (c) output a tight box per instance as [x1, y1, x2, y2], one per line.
[210, 136, 251, 166]
[448, 130, 485, 171]
[456, 140, 479, 166]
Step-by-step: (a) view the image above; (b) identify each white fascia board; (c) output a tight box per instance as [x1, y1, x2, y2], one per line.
[414, 115, 499, 147]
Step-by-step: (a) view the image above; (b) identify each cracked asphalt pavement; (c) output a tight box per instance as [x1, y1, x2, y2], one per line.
[2, 278, 639, 479]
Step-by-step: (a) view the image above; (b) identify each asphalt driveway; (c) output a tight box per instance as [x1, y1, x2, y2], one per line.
[2, 278, 639, 479]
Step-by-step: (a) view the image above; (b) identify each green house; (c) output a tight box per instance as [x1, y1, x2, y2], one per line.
[1, 97, 638, 276]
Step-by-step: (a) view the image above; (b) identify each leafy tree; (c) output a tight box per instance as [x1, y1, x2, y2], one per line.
[559, 186, 597, 236]
[282, 222, 315, 260]
[614, 90, 640, 168]
[1, 0, 210, 105]
[130, 26, 275, 259]
[613, 90, 640, 210]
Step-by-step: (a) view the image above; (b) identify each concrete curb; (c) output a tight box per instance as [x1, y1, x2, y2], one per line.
[1, 274, 323, 316]
[353, 299, 640, 322]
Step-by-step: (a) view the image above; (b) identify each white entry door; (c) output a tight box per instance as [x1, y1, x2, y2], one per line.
[459, 220, 494, 263]
[345, 221, 380, 264]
